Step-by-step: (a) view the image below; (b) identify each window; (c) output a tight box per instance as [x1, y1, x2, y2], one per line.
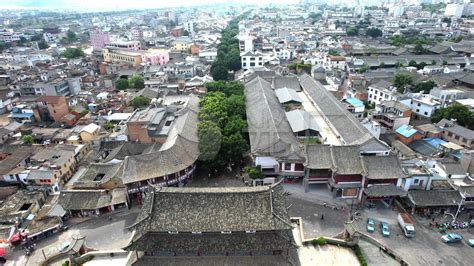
[243, 63, 246, 67]
[454, 135, 460, 140]
[416, 109, 419, 112]
[284, 163, 291, 171]
[250, 62, 255, 67]
[424, 112, 428, 116]
[250, 57, 255, 61]
[417, 103, 421, 107]
[259, 62, 262, 66]
[414, 179, 419, 184]
[369, 94, 372, 98]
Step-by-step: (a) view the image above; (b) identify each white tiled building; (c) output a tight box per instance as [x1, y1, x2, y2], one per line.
[241, 51, 264, 70]
[368, 81, 400, 105]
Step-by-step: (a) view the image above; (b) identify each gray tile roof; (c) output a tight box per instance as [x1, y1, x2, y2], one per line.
[391, 140, 416, 158]
[299, 74, 375, 146]
[331, 145, 364, 175]
[58, 188, 127, 210]
[275, 87, 302, 103]
[437, 119, 474, 140]
[121, 97, 199, 184]
[362, 155, 407, 180]
[245, 77, 303, 161]
[285, 109, 321, 133]
[72, 163, 123, 188]
[273, 76, 301, 91]
[125, 183, 294, 253]
[379, 100, 410, 112]
[103, 143, 151, 162]
[305, 145, 333, 170]
[408, 190, 463, 207]
[364, 184, 407, 197]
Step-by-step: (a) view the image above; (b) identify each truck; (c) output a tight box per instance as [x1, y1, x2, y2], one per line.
[398, 213, 415, 238]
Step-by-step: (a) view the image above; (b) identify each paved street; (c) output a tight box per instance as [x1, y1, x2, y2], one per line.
[353, 203, 474, 266]
[6, 208, 140, 266]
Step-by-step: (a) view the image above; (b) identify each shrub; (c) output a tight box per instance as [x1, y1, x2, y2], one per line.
[352, 245, 368, 266]
[311, 236, 327, 246]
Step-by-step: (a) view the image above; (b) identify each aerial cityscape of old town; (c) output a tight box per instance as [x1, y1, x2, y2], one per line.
[0, 0, 473, 265]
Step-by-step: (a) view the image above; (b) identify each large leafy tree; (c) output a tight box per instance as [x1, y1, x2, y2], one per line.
[129, 75, 145, 89]
[346, 26, 359, 36]
[62, 48, 84, 59]
[223, 116, 247, 136]
[393, 73, 413, 93]
[412, 81, 437, 94]
[223, 95, 246, 118]
[130, 96, 151, 109]
[116, 79, 129, 90]
[431, 104, 474, 129]
[210, 61, 229, 81]
[22, 135, 34, 144]
[198, 121, 222, 161]
[366, 27, 383, 38]
[221, 133, 249, 162]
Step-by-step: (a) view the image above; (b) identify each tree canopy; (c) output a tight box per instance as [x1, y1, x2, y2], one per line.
[346, 26, 359, 36]
[393, 73, 413, 93]
[198, 81, 249, 171]
[38, 41, 49, 50]
[130, 96, 151, 109]
[22, 135, 34, 145]
[210, 14, 247, 80]
[116, 78, 129, 90]
[366, 27, 383, 38]
[412, 80, 436, 94]
[62, 48, 84, 59]
[128, 75, 145, 89]
[431, 104, 474, 130]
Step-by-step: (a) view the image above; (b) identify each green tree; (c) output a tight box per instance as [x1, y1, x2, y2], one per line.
[328, 49, 340, 56]
[210, 61, 229, 81]
[38, 41, 49, 50]
[128, 75, 145, 89]
[431, 60, 437, 65]
[431, 104, 474, 129]
[413, 43, 427, 54]
[408, 60, 417, 67]
[116, 79, 129, 90]
[418, 61, 427, 70]
[413, 80, 437, 94]
[30, 33, 43, 41]
[366, 27, 383, 38]
[221, 133, 249, 162]
[226, 48, 241, 71]
[393, 73, 413, 93]
[62, 48, 84, 59]
[104, 122, 114, 131]
[198, 121, 222, 161]
[130, 96, 151, 109]
[244, 166, 264, 179]
[22, 135, 34, 144]
[66, 30, 77, 41]
[223, 95, 246, 118]
[223, 116, 247, 136]
[395, 62, 404, 69]
[80, 110, 89, 116]
[359, 64, 369, 73]
[346, 26, 359, 36]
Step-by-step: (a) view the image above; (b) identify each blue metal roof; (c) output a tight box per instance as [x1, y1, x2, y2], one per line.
[345, 97, 364, 108]
[424, 138, 447, 148]
[395, 124, 418, 138]
[9, 113, 33, 118]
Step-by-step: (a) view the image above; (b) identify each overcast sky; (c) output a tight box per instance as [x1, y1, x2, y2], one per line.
[0, 0, 299, 10]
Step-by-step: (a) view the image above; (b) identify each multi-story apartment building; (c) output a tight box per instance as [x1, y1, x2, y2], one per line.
[372, 100, 411, 130]
[106, 40, 141, 51]
[102, 48, 142, 65]
[401, 93, 441, 118]
[241, 51, 264, 70]
[368, 81, 400, 105]
[90, 30, 110, 52]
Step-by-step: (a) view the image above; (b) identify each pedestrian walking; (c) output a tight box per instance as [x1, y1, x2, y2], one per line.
[321, 214, 324, 220]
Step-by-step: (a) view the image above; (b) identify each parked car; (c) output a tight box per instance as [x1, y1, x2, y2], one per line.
[367, 218, 375, 233]
[441, 233, 463, 243]
[380, 222, 390, 237]
[467, 239, 474, 247]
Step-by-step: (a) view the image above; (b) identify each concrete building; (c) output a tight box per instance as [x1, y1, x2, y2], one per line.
[102, 48, 142, 65]
[90, 30, 110, 52]
[372, 100, 411, 130]
[445, 4, 465, 18]
[36, 96, 69, 122]
[241, 51, 264, 70]
[106, 41, 141, 51]
[238, 34, 254, 53]
[401, 94, 441, 118]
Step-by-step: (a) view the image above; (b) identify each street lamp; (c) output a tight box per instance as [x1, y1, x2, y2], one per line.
[454, 192, 468, 222]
